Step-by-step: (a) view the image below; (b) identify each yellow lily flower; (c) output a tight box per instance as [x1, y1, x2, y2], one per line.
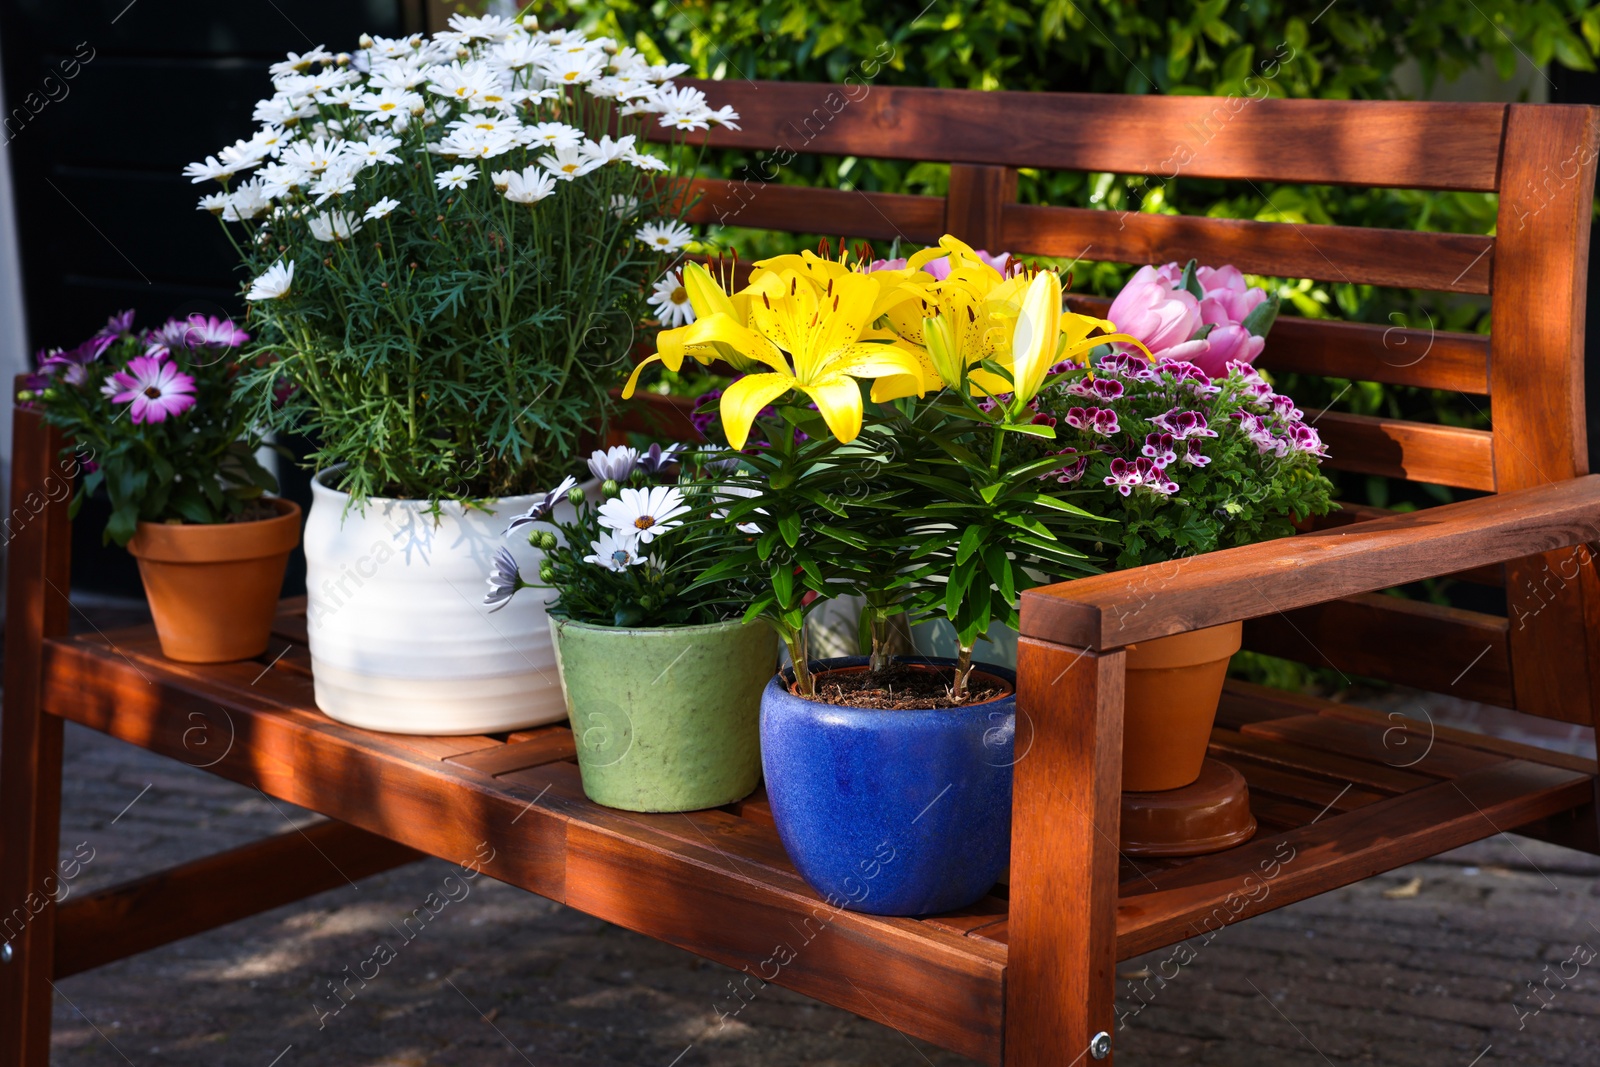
[622, 262, 765, 399]
[715, 270, 926, 449]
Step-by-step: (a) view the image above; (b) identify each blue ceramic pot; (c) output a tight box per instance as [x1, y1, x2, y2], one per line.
[761, 656, 1015, 917]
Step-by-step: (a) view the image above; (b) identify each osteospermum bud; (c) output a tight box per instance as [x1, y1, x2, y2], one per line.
[629, 467, 648, 486]
[567, 486, 586, 507]
[539, 564, 555, 583]
[601, 479, 620, 498]
[539, 531, 558, 551]
[358, 33, 374, 49]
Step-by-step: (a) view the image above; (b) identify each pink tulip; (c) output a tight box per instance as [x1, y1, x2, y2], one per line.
[1200, 286, 1267, 329]
[1151, 261, 1186, 288]
[1195, 264, 1248, 293]
[1106, 265, 1203, 357]
[1188, 324, 1265, 378]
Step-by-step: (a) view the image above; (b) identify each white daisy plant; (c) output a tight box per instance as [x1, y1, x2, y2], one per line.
[196, 14, 739, 507]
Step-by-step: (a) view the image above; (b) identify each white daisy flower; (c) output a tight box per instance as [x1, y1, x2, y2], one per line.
[253, 94, 317, 126]
[436, 12, 520, 45]
[659, 105, 713, 132]
[182, 154, 261, 184]
[426, 61, 500, 104]
[578, 134, 635, 168]
[537, 144, 600, 181]
[643, 62, 691, 84]
[281, 137, 343, 175]
[368, 62, 430, 92]
[609, 194, 639, 218]
[315, 86, 362, 108]
[242, 124, 291, 159]
[434, 163, 477, 190]
[347, 133, 403, 167]
[635, 221, 693, 253]
[308, 210, 362, 242]
[623, 148, 669, 173]
[708, 105, 742, 130]
[258, 161, 313, 198]
[492, 166, 558, 204]
[364, 196, 402, 221]
[523, 121, 583, 149]
[490, 36, 550, 72]
[597, 485, 690, 545]
[352, 87, 425, 121]
[197, 192, 230, 214]
[584, 529, 648, 572]
[433, 126, 518, 160]
[365, 34, 424, 60]
[308, 163, 358, 205]
[269, 47, 332, 78]
[224, 180, 272, 221]
[648, 270, 695, 328]
[539, 50, 606, 86]
[246, 259, 295, 301]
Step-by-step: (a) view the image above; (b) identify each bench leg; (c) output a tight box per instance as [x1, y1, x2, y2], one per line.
[1, 404, 73, 1066]
[1006, 638, 1125, 1065]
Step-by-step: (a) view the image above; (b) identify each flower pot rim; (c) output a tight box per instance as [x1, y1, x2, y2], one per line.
[778, 655, 1016, 711]
[126, 497, 301, 564]
[312, 465, 596, 510]
[552, 616, 762, 639]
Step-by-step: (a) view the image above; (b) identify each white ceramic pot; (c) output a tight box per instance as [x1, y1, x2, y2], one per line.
[303, 470, 577, 735]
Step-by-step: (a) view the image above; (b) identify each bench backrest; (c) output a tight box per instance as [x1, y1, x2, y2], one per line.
[651, 82, 1600, 726]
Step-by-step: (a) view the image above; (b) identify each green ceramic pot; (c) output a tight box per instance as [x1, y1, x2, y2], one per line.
[550, 617, 777, 812]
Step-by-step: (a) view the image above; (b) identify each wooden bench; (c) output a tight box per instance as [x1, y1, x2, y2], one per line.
[6, 84, 1600, 1066]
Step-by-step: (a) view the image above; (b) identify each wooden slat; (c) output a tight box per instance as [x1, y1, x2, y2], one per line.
[1318, 705, 1597, 775]
[1242, 593, 1515, 708]
[947, 164, 1016, 250]
[1205, 727, 1434, 795]
[1007, 638, 1124, 1066]
[54, 820, 421, 978]
[1020, 476, 1600, 649]
[0, 406, 72, 1067]
[1308, 504, 1504, 585]
[1114, 759, 1592, 958]
[1224, 755, 1388, 813]
[1491, 104, 1600, 726]
[681, 179, 944, 243]
[1010, 205, 1492, 294]
[1239, 715, 1507, 779]
[664, 83, 1507, 191]
[1309, 410, 1496, 491]
[1067, 294, 1493, 394]
[443, 728, 578, 776]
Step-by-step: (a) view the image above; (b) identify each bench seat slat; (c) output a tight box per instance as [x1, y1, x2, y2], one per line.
[669, 83, 1507, 191]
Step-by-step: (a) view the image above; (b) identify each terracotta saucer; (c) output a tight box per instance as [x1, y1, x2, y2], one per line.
[1120, 758, 1257, 857]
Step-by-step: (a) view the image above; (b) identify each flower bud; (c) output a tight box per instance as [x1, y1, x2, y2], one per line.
[539, 531, 558, 551]
[539, 564, 555, 583]
[629, 467, 647, 486]
[522, 14, 539, 29]
[602, 479, 620, 498]
[567, 486, 586, 506]
[358, 33, 374, 49]
[334, 52, 351, 66]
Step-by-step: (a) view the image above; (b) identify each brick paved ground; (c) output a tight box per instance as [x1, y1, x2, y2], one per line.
[15, 599, 1600, 1066]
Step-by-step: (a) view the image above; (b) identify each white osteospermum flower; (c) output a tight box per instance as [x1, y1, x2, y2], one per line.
[246, 259, 294, 301]
[635, 221, 693, 253]
[537, 144, 600, 181]
[492, 166, 558, 205]
[584, 529, 647, 572]
[523, 121, 583, 150]
[597, 485, 691, 545]
[434, 164, 477, 190]
[308, 210, 362, 242]
[364, 196, 401, 221]
[648, 270, 695, 328]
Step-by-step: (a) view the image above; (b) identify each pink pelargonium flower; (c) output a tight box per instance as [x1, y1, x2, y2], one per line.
[1106, 265, 1204, 361]
[110, 355, 197, 424]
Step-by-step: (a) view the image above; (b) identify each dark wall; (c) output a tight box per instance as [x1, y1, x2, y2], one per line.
[2, 0, 418, 595]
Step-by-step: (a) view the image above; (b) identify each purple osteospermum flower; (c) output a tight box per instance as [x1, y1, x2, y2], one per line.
[151, 314, 249, 355]
[97, 309, 135, 338]
[503, 475, 579, 536]
[483, 546, 524, 612]
[638, 442, 683, 476]
[587, 445, 639, 483]
[110, 355, 197, 424]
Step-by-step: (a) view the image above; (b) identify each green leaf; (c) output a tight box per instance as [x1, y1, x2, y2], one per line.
[1180, 259, 1203, 299]
[771, 562, 794, 608]
[778, 510, 802, 549]
[956, 524, 985, 564]
[1241, 293, 1280, 337]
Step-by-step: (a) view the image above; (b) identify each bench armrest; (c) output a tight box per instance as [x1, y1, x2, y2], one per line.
[1019, 476, 1600, 650]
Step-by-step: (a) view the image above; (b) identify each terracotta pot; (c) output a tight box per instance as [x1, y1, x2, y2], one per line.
[126, 498, 301, 663]
[1121, 621, 1243, 792]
